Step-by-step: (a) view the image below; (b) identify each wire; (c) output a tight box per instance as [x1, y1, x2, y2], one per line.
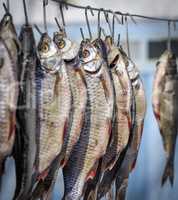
[51, 0, 178, 22]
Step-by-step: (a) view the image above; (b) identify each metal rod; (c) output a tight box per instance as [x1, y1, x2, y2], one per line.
[125, 16, 131, 58]
[167, 20, 171, 51]
[117, 34, 120, 47]
[3, 3, 9, 13]
[34, 24, 43, 35]
[51, 0, 178, 22]
[85, 6, 94, 40]
[6, 0, 9, 12]
[43, 0, 48, 33]
[59, 4, 66, 28]
[112, 12, 122, 41]
[54, 17, 63, 32]
[80, 27, 85, 40]
[22, 0, 29, 25]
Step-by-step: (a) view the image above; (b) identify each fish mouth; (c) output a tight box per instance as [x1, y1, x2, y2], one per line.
[82, 59, 103, 74]
[40, 56, 63, 74]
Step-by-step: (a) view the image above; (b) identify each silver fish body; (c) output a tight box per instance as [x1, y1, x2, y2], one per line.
[36, 33, 72, 175]
[152, 50, 178, 186]
[0, 12, 19, 178]
[53, 32, 86, 166]
[63, 39, 114, 200]
[13, 25, 38, 200]
[115, 55, 146, 200]
[102, 42, 132, 171]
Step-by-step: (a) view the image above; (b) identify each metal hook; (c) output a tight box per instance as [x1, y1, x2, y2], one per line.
[80, 27, 85, 40]
[3, 3, 9, 13]
[126, 13, 137, 24]
[85, 6, 94, 40]
[117, 34, 120, 47]
[112, 12, 122, 41]
[6, 0, 9, 12]
[22, 0, 29, 25]
[167, 20, 171, 51]
[59, 3, 66, 34]
[98, 8, 112, 38]
[125, 16, 131, 58]
[34, 24, 43, 36]
[54, 17, 63, 32]
[43, 0, 48, 33]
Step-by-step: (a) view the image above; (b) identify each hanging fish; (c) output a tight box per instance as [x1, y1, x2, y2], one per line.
[53, 30, 87, 167]
[32, 31, 88, 200]
[152, 50, 178, 186]
[115, 53, 146, 200]
[13, 24, 38, 200]
[102, 37, 132, 171]
[28, 32, 72, 200]
[0, 7, 20, 183]
[63, 39, 114, 200]
[93, 37, 132, 200]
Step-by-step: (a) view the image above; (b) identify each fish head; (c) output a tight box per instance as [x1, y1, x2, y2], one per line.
[53, 31, 79, 61]
[157, 50, 177, 74]
[38, 33, 62, 73]
[79, 40, 103, 74]
[0, 13, 13, 32]
[19, 25, 36, 55]
[105, 36, 114, 53]
[0, 13, 21, 53]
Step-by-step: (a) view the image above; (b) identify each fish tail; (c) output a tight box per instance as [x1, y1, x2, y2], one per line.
[86, 190, 97, 200]
[115, 178, 128, 200]
[161, 157, 174, 187]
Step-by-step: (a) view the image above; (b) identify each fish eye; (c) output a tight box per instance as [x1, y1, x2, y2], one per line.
[57, 39, 66, 49]
[83, 49, 90, 58]
[42, 43, 49, 53]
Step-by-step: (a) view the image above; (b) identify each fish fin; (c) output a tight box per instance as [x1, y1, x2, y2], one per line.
[37, 168, 49, 181]
[161, 158, 174, 187]
[100, 74, 110, 103]
[8, 111, 16, 140]
[115, 178, 128, 200]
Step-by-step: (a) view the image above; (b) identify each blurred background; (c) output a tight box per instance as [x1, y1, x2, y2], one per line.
[0, 0, 178, 200]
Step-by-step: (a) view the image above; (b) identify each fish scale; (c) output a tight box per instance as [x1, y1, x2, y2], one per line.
[101, 46, 132, 171]
[63, 40, 114, 200]
[36, 61, 71, 174]
[0, 39, 18, 175]
[62, 64, 87, 165]
[115, 57, 146, 200]
[152, 50, 178, 186]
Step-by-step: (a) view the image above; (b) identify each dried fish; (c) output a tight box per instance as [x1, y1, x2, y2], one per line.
[0, 9, 19, 183]
[115, 54, 146, 200]
[13, 25, 38, 200]
[152, 50, 178, 186]
[63, 39, 114, 200]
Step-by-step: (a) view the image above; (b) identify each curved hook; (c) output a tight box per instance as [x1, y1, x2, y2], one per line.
[98, 8, 112, 38]
[43, 0, 48, 33]
[112, 12, 122, 41]
[85, 6, 94, 40]
[22, 0, 29, 25]
[59, 3, 66, 35]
